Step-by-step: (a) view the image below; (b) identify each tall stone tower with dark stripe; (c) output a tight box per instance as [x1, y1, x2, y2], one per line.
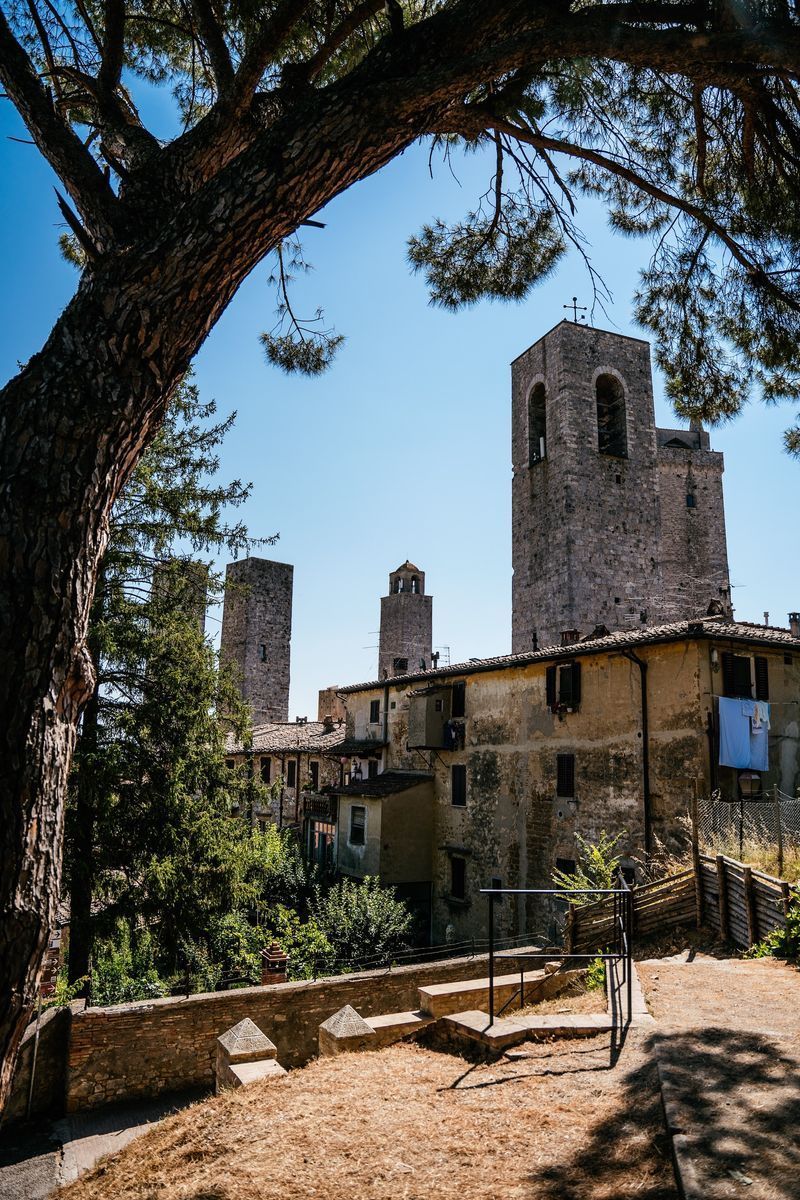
[220, 557, 293, 724]
[378, 561, 433, 679]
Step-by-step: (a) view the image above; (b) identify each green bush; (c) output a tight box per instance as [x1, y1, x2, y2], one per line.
[586, 956, 606, 991]
[552, 830, 625, 904]
[90, 922, 168, 1005]
[747, 887, 800, 962]
[311, 876, 412, 969]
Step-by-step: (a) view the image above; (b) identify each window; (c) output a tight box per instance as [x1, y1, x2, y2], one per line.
[259, 643, 267, 662]
[411, 575, 420, 594]
[556, 857, 576, 876]
[721, 652, 769, 700]
[259, 756, 271, 784]
[309, 761, 319, 791]
[349, 805, 366, 846]
[286, 760, 297, 788]
[450, 856, 466, 900]
[596, 374, 627, 457]
[434, 698, 443, 712]
[451, 764, 467, 807]
[785, 655, 793, 666]
[556, 753, 575, 798]
[369, 698, 381, 724]
[368, 759, 378, 779]
[686, 493, 696, 508]
[451, 681, 466, 718]
[546, 661, 582, 711]
[528, 382, 547, 464]
[393, 657, 408, 673]
[225, 758, 235, 770]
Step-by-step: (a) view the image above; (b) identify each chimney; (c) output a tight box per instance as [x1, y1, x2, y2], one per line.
[764, 611, 770, 626]
[323, 715, 334, 733]
[560, 629, 580, 646]
[790, 613, 800, 638]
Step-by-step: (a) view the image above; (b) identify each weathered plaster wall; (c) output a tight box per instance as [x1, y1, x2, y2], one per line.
[337, 795, 382, 877]
[381, 784, 435, 884]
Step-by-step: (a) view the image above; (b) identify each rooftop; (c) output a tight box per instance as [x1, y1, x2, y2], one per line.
[338, 617, 800, 694]
[226, 720, 346, 755]
[329, 771, 433, 798]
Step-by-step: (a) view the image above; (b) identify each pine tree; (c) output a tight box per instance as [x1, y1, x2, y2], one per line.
[66, 377, 265, 989]
[4, 0, 800, 1100]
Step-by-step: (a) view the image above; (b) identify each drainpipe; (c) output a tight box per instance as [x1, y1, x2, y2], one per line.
[382, 682, 390, 766]
[622, 650, 652, 858]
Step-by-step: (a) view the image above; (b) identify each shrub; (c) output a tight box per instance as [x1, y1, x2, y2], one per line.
[552, 830, 625, 903]
[311, 876, 412, 969]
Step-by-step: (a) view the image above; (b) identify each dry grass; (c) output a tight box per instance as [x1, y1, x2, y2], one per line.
[517, 976, 607, 1018]
[59, 1038, 674, 1200]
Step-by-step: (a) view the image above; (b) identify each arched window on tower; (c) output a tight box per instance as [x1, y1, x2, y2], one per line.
[528, 383, 546, 465]
[596, 374, 627, 457]
[411, 575, 420, 594]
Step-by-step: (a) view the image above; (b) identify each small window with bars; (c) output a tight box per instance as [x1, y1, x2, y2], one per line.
[556, 753, 575, 798]
[369, 698, 381, 723]
[349, 805, 366, 846]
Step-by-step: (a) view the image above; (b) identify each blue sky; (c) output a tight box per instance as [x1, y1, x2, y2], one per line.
[1, 91, 798, 719]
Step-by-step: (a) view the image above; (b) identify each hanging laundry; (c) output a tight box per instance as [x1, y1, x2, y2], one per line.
[719, 697, 752, 769]
[741, 699, 771, 771]
[753, 700, 771, 731]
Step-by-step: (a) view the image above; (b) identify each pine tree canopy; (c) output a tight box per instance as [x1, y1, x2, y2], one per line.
[3, 1, 800, 446]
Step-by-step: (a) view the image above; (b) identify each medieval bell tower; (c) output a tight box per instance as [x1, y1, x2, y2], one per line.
[511, 320, 730, 651]
[378, 561, 433, 678]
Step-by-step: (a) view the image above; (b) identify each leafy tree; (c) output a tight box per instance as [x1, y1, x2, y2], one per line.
[3, 0, 800, 1101]
[65, 377, 263, 987]
[311, 876, 413, 966]
[552, 830, 624, 904]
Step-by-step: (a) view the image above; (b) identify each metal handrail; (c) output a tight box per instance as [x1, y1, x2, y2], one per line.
[481, 873, 634, 1026]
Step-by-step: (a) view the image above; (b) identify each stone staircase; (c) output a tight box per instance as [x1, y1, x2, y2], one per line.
[318, 963, 586, 1057]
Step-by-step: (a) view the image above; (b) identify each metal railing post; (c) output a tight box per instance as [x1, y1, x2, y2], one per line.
[488, 892, 495, 1026]
[626, 884, 633, 1021]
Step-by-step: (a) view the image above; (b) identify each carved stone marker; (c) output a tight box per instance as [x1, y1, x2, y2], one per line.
[318, 1005, 377, 1057]
[215, 1017, 284, 1092]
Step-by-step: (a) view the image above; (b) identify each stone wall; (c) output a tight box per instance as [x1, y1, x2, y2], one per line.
[7, 951, 500, 1117]
[3, 1002, 76, 1124]
[220, 557, 293, 724]
[657, 445, 730, 619]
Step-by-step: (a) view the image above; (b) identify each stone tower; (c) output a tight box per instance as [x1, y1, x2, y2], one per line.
[511, 321, 730, 651]
[378, 561, 433, 678]
[220, 557, 293, 724]
[655, 424, 731, 620]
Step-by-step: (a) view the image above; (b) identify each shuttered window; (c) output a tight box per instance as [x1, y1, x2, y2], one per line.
[754, 656, 769, 701]
[451, 681, 466, 718]
[721, 652, 769, 700]
[286, 760, 297, 788]
[260, 756, 271, 784]
[556, 753, 576, 798]
[451, 764, 467, 807]
[546, 662, 582, 711]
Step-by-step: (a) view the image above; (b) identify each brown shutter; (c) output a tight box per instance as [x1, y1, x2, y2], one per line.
[546, 665, 557, 709]
[754, 656, 769, 701]
[571, 661, 582, 708]
[721, 651, 735, 697]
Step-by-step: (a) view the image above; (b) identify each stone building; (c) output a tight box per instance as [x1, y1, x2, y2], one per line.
[378, 561, 433, 679]
[220, 557, 293, 724]
[331, 616, 800, 944]
[511, 321, 731, 651]
[225, 717, 346, 846]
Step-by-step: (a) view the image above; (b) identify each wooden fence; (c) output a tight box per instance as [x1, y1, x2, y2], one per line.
[566, 868, 697, 955]
[564, 860, 794, 954]
[697, 854, 793, 948]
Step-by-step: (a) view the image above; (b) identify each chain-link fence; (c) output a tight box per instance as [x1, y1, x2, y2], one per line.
[696, 790, 800, 878]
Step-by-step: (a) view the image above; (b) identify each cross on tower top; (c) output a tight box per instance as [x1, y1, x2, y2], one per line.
[563, 296, 587, 323]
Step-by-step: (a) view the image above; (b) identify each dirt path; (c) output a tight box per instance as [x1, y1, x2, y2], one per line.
[637, 954, 800, 1199]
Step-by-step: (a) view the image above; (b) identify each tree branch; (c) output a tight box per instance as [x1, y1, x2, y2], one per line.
[231, 0, 311, 111]
[481, 112, 800, 312]
[305, 0, 387, 82]
[0, 9, 119, 248]
[190, 0, 235, 95]
[98, 0, 126, 94]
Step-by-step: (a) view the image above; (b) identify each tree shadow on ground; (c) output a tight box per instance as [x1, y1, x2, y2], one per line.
[524, 1026, 800, 1200]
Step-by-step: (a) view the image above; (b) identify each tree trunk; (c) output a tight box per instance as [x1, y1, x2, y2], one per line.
[0, 85, 432, 1109]
[66, 632, 101, 993]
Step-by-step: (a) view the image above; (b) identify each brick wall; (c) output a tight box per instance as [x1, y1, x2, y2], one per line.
[7, 951, 505, 1121]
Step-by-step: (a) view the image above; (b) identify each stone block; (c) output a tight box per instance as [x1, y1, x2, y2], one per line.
[318, 1005, 377, 1057]
[215, 1018, 277, 1094]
